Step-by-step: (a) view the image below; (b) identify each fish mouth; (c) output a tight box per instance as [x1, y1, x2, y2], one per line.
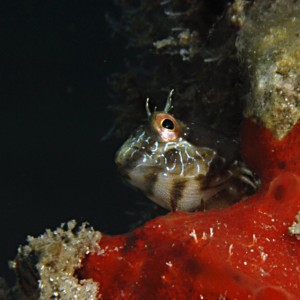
[115, 159, 138, 180]
[117, 166, 131, 180]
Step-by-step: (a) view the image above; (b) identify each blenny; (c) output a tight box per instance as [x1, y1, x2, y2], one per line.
[115, 90, 259, 212]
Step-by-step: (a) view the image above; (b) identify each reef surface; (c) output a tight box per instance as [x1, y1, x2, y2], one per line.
[5, 0, 300, 299]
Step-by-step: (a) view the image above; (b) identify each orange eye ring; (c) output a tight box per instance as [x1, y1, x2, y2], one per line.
[152, 112, 181, 142]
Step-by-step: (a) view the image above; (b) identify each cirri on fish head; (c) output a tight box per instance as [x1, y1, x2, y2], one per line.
[115, 90, 259, 212]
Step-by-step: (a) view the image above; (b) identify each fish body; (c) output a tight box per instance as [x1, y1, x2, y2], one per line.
[115, 91, 259, 212]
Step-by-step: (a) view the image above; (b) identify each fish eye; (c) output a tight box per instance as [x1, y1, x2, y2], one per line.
[161, 118, 175, 130]
[152, 112, 181, 142]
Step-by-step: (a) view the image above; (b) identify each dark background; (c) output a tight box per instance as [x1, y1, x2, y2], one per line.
[0, 1, 144, 282]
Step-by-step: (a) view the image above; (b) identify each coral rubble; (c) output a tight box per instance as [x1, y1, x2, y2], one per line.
[11, 221, 101, 300]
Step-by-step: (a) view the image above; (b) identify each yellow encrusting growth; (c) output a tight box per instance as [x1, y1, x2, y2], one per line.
[237, 0, 300, 139]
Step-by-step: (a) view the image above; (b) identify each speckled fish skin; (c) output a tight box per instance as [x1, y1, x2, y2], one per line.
[115, 94, 258, 212]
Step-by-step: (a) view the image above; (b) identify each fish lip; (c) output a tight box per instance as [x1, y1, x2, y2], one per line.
[116, 165, 131, 180]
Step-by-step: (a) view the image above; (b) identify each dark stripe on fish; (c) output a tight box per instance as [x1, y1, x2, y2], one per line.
[143, 172, 158, 197]
[170, 179, 187, 211]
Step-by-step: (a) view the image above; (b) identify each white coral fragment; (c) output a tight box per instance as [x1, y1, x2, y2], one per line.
[153, 29, 200, 61]
[289, 211, 300, 240]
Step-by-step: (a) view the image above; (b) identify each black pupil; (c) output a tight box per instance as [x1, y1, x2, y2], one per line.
[162, 118, 174, 130]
